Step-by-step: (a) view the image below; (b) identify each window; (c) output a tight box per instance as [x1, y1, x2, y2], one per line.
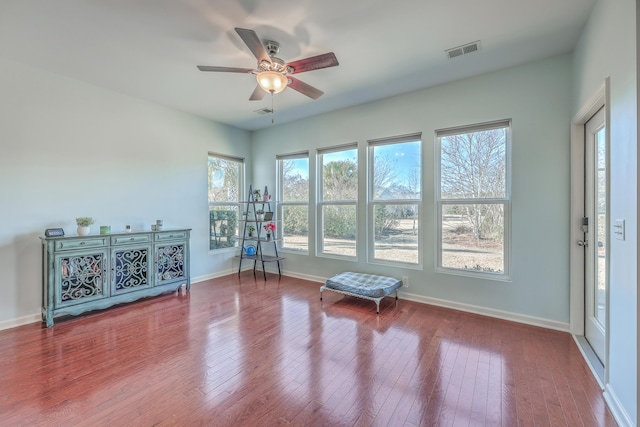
[208, 153, 243, 250]
[436, 120, 511, 278]
[277, 153, 309, 253]
[317, 145, 358, 258]
[368, 133, 422, 265]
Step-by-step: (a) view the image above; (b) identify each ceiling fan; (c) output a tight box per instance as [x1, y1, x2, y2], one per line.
[197, 28, 339, 101]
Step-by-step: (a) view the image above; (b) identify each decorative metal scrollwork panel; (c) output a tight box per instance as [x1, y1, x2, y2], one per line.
[157, 244, 185, 282]
[60, 254, 105, 302]
[114, 248, 149, 292]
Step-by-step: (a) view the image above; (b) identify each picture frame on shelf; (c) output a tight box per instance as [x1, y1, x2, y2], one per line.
[263, 212, 273, 221]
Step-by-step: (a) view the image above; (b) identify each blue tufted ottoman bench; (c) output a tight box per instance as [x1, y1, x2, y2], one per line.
[320, 272, 403, 314]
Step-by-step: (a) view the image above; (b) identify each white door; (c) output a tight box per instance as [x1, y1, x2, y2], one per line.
[583, 107, 607, 363]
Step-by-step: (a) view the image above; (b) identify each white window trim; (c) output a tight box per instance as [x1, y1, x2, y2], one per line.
[207, 152, 244, 253]
[435, 120, 512, 280]
[367, 133, 423, 268]
[277, 152, 310, 254]
[316, 143, 358, 260]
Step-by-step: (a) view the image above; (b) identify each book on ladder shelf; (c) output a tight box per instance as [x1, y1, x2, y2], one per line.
[236, 185, 284, 280]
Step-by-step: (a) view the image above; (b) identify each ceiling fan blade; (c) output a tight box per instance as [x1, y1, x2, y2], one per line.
[287, 76, 324, 99]
[197, 65, 254, 73]
[286, 53, 339, 74]
[249, 85, 266, 101]
[235, 28, 270, 64]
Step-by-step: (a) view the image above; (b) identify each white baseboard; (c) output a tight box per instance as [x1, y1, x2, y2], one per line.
[279, 269, 325, 284]
[572, 335, 605, 389]
[219, 266, 326, 284]
[399, 291, 570, 332]
[191, 267, 245, 284]
[604, 384, 634, 427]
[271, 272, 570, 332]
[0, 313, 41, 331]
[0, 270, 243, 332]
[1, 272, 570, 336]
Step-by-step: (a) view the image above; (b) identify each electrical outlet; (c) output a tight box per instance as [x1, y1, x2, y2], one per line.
[402, 276, 409, 288]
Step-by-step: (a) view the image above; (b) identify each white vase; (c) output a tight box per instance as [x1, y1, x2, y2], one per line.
[77, 226, 90, 236]
[256, 214, 265, 221]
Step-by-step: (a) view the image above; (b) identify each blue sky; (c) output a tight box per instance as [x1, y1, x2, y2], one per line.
[374, 141, 420, 187]
[286, 141, 421, 187]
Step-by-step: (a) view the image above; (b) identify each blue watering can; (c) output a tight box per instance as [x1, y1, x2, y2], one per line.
[243, 245, 256, 256]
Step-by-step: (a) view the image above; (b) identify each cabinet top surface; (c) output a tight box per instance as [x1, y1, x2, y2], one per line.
[40, 228, 192, 241]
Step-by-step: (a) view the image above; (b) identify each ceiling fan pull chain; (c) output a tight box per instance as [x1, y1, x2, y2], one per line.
[271, 91, 275, 124]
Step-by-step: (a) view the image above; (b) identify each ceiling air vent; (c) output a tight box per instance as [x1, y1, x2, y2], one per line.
[253, 107, 273, 115]
[446, 41, 481, 59]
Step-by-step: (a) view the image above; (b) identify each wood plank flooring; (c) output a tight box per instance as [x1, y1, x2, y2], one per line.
[0, 272, 616, 426]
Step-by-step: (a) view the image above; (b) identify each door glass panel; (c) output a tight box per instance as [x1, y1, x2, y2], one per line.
[584, 105, 606, 364]
[595, 127, 606, 327]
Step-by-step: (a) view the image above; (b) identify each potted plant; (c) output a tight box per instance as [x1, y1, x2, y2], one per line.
[247, 225, 255, 237]
[253, 189, 261, 201]
[255, 209, 265, 221]
[75, 217, 94, 236]
[263, 222, 276, 240]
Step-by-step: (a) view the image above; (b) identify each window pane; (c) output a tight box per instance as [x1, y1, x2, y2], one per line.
[210, 206, 238, 250]
[440, 128, 506, 199]
[373, 204, 419, 264]
[282, 158, 309, 201]
[321, 149, 358, 201]
[282, 205, 308, 252]
[441, 204, 504, 273]
[322, 205, 356, 257]
[373, 141, 421, 200]
[208, 157, 241, 203]
[208, 154, 242, 250]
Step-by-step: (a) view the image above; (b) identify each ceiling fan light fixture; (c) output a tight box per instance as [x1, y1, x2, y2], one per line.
[256, 71, 287, 94]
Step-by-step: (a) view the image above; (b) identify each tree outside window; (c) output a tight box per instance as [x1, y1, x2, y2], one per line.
[278, 154, 309, 252]
[208, 154, 243, 250]
[318, 146, 358, 258]
[369, 135, 422, 265]
[437, 121, 511, 276]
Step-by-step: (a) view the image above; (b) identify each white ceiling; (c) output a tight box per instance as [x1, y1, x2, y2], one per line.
[0, 0, 596, 131]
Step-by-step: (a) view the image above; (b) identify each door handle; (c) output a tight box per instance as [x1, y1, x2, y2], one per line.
[577, 240, 588, 247]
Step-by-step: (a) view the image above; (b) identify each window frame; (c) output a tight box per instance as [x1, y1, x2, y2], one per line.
[277, 152, 310, 254]
[435, 120, 512, 280]
[316, 143, 359, 260]
[207, 152, 244, 252]
[367, 133, 423, 268]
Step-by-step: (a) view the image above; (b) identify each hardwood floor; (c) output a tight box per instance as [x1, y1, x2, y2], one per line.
[0, 272, 616, 426]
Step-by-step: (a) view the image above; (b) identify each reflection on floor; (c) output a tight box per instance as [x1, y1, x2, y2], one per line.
[0, 272, 615, 426]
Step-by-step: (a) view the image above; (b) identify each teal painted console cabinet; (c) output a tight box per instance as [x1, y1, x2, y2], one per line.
[41, 229, 191, 327]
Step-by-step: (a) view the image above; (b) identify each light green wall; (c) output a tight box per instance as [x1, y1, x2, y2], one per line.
[573, 0, 637, 424]
[252, 54, 573, 325]
[0, 8, 635, 421]
[0, 57, 251, 324]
